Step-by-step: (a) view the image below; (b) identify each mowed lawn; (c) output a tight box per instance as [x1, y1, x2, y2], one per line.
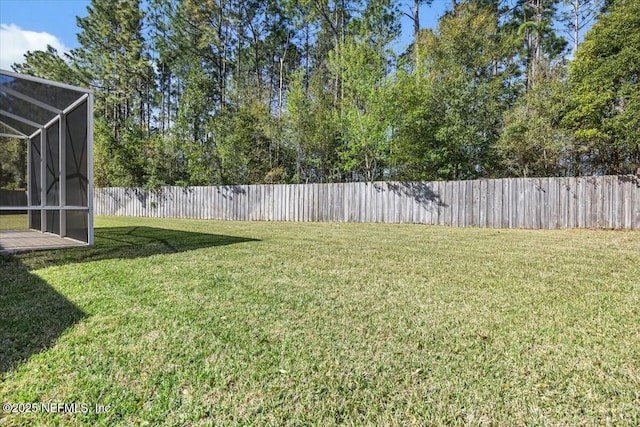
[1, 217, 639, 426]
[0, 213, 27, 230]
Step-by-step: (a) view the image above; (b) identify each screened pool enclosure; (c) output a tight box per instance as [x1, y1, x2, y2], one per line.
[0, 70, 93, 252]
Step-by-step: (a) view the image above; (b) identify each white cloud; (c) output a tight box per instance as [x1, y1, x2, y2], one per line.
[0, 23, 68, 70]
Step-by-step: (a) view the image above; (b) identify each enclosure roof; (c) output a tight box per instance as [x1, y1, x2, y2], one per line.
[0, 69, 91, 138]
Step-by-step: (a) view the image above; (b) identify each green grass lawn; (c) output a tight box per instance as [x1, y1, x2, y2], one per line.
[1, 217, 639, 426]
[0, 214, 28, 230]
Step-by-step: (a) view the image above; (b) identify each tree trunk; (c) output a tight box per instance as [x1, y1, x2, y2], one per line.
[278, 34, 290, 117]
[278, 57, 284, 117]
[573, 0, 580, 56]
[530, 0, 544, 89]
[413, 0, 421, 65]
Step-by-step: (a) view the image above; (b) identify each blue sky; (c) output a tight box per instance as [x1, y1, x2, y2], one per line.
[0, 1, 510, 71]
[0, 0, 90, 69]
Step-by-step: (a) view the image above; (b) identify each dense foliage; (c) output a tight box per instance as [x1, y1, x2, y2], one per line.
[5, 0, 639, 188]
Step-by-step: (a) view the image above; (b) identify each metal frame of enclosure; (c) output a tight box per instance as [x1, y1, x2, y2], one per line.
[0, 69, 93, 248]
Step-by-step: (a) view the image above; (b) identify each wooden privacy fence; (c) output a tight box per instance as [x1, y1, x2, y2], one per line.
[0, 189, 27, 207]
[94, 175, 640, 230]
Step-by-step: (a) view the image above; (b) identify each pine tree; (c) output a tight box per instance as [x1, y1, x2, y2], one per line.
[74, 0, 155, 186]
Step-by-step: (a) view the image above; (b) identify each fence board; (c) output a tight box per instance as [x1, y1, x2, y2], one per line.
[548, 178, 556, 229]
[634, 177, 640, 227]
[504, 178, 512, 228]
[450, 181, 458, 227]
[612, 178, 621, 229]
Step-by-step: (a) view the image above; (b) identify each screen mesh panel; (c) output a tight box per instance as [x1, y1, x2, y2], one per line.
[46, 122, 59, 206]
[29, 209, 41, 231]
[66, 210, 88, 242]
[0, 74, 84, 110]
[29, 135, 41, 206]
[0, 114, 36, 135]
[46, 209, 60, 234]
[66, 102, 88, 207]
[1, 92, 55, 127]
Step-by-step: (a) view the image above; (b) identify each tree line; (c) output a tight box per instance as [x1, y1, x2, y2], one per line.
[3, 0, 639, 189]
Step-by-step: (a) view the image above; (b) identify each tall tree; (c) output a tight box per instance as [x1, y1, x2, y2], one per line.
[563, 0, 640, 174]
[315, 0, 400, 181]
[498, 64, 574, 177]
[330, 38, 392, 181]
[15, 0, 634, 188]
[402, 0, 433, 65]
[401, 2, 518, 180]
[561, 0, 603, 56]
[505, 0, 567, 89]
[74, 0, 155, 186]
[287, 69, 341, 183]
[12, 46, 87, 86]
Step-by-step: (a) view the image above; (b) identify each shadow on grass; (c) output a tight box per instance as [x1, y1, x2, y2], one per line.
[0, 257, 86, 374]
[18, 226, 260, 269]
[0, 226, 259, 374]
